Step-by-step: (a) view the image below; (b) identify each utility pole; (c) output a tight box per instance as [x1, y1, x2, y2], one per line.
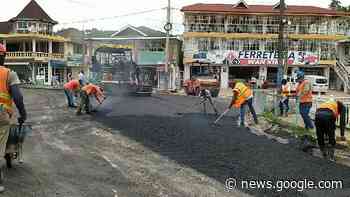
[277, 0, 286, 87]
[164, 0, 172, 90]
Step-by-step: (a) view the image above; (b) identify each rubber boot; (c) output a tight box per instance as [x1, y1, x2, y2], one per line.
[328, 148, 336, 162]
[320, 148, 328, 159]
[0, 164, 5, 193]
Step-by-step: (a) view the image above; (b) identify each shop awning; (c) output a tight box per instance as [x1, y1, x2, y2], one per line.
[50, 60, 66, 68]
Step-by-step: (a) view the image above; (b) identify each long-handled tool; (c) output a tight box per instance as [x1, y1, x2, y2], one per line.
[91, 96, 108, 112]
[213, 108, 230, 124]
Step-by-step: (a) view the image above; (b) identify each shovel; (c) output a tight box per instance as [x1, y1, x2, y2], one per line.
[91, 97, 107, 112]
[213, 108, 230, 124]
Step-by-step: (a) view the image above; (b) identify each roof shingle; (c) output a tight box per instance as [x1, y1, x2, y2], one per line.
[10, 0, 57, 24]
[181, 3, 349, 16]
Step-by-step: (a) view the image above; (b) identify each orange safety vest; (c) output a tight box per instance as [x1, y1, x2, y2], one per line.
[0, 66, 13, 115]
[233, 82, 252, 108]
[297, 80, 312, 103]
[82, 84, 100, 96]
[281, 84, 290, 97]
[319, 100, 339, 118]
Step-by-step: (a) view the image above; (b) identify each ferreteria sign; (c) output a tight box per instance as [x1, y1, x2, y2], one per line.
[187, 50, 319, 65]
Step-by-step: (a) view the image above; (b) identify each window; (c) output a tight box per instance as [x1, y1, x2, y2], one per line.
[266, 40, 278, 51]
[210, 39, 220, 50]
[226, 40, 240, 51]
[197, 39, 208, 51]
[143, 40, 165, 51]
[243, 40, 260, 51]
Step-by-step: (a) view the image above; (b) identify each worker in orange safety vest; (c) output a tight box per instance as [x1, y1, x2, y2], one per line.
[279, 79, 290, 117]
[296, 70, 314, 130]
[76, 83, 106, 115]
[228, 81, 258, 127]
[0, 44, 27, 192]
[315, 99, 346, 161]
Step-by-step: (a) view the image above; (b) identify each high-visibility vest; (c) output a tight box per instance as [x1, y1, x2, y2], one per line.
[297, 80, 312, 103]
[319, 100, 339, 118]
[82, 84, 100, 96]
[233, 82, 252, 108]
[281, 84, 290, 97]
[0, 66, 13, 115]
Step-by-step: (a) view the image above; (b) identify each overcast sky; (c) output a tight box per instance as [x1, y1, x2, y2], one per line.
[1, 0, 349, 34]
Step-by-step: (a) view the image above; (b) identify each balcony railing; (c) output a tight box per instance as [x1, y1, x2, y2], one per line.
[6, 52, 64, 59]
[185, 24, 350, 35]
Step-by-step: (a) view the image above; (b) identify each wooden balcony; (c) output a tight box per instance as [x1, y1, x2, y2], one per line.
[6, 52, 65, 60]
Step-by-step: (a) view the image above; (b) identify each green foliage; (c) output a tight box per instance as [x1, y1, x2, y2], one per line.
[329, 0, 350, 12]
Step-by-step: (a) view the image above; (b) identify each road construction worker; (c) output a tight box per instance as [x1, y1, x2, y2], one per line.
[228, 80, 258, 127]
[63, 79, 81, 108]
[0, 44, 27, 192]
[315, 99, 346, 161]
[199, 88, 218, 115]
[279, 79, 290, 117]
[295, 70, 314, 130]
[76, 83, 105, 115]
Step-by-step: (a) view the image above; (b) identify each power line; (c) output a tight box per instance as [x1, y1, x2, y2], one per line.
[59, 8, 165, 25]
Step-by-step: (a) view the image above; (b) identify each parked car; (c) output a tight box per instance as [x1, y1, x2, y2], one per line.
[305, 75, 329, 93]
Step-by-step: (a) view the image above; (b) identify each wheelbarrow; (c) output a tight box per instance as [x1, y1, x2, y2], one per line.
[4, 123, 32, 168]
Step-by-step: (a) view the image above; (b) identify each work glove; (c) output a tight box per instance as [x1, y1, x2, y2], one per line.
[18, 116, 26, 125]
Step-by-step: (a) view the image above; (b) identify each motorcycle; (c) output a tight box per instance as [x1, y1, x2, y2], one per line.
[4, 123, 32, 168]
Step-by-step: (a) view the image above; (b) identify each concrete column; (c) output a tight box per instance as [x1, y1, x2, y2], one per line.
[295, 25, 299, 34]
[21, 42, 24, 52]
[324, 66, 330, 81]
[262, 17, 267, 34]
[63, 67, 68, 83]
[49, 41, 52, 54]
[220, 65, 229, 89]
[184, 64, 191, 81]
[32, 39, 36, 52]
[259, 66, 267, 81]
[48, 61, 52, 86]
[32, 64, 35, 82]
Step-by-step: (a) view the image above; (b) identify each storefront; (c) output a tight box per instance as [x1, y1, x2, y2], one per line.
[184, 50, 323, 89]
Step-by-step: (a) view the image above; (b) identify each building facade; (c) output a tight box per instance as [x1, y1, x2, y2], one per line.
[85, 25, 182, 90]
[0, 0, 67, 86]
[57, 28, 89, 82]
[181, 0, 350, 90]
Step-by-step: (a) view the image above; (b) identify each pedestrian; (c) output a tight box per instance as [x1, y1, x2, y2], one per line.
[315, 99, 346, 161]
[0, 44, 27, 192]
[67, 72, 73, 81]
[76, 83, 105, 115]
[63, 79, 81, 108]
[79, 70, 86, 86]
[228, 80, 258, 127]
[295, 70, 314, 130]
[279, 79, 290, 117]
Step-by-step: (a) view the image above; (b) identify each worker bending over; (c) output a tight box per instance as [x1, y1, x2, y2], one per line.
[77, 83, 105, 115]
[315, 99, 346, 161]
[228, 81, 258, 127]
[63, 79, 81, 108]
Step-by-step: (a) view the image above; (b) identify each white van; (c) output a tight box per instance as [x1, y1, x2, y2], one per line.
[305, 75, 329, 93]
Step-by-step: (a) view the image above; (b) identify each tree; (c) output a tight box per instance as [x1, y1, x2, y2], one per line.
[329, 0, 342, 9]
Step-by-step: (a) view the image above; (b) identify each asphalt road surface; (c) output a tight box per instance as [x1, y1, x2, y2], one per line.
[3, 87, 350, 197]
